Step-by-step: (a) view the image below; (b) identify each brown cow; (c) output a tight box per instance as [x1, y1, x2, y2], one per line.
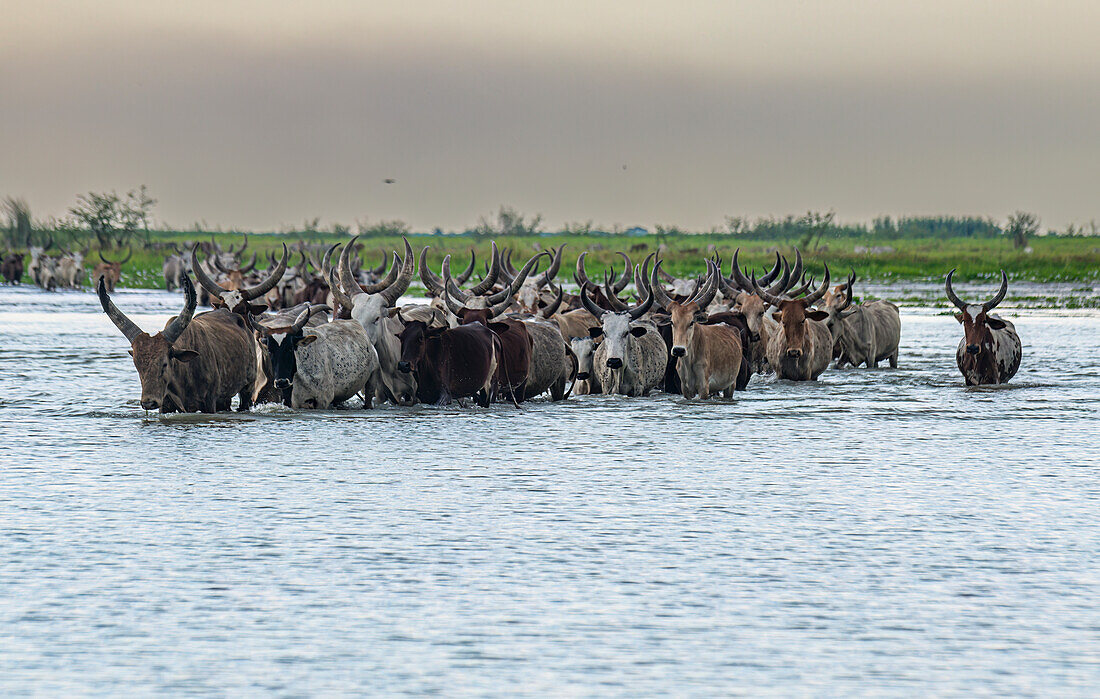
[396, 320, 501, 406]
[192, 244, 287, 316]
[93, 248, 131, 292]
[652, 261, 743, 399]
[752, 266, 833, 381]
[945, 269, 1021, 386]
[1, 252, 24, 284]
[98, 273, 257, 413]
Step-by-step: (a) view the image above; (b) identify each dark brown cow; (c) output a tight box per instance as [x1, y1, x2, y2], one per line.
[945, 269, 1021, 385]
[98, 273, 257, 413]
[396, 320, 501, 407]
[93, 248, 131, 292]
[1, 252, 24, 283]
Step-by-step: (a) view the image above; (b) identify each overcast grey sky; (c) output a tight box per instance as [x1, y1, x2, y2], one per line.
[3, 1, 1098, 231]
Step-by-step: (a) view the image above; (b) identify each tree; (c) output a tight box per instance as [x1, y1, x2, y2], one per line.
[1005, 211, 1039, 249]
[724, 216, 747, 236]
[68, 187, 156, 248]
[475, 206, 543, 238]
[2, 197, 33, 247]
[797, 210, 835, 250]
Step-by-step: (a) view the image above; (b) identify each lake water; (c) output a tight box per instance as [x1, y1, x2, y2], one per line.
[2, 284, 1099, 695]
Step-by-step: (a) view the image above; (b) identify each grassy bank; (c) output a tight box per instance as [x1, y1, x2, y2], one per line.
[21, 231, 1100, 290]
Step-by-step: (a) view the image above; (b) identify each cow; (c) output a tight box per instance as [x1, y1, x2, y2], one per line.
[751, 266, 833, 381]
[250, 304, 379, 409]
[162, 246, 190, 291]
[569, 336, 602, 395]
[93, 248, 131, 293]
[335, 236, 418, 406]
[579, 280, 664, 396]
[1, 251, 24, 284]
[192, 243, 287, 316]
[651, 261, 744, 399]
[98, 273, 257, 413]
[518, 317, 576, 401]
[56, 247, 87, 288]
[723, 249, 801, 373]
[945, 269, 1021, 386]
[820, 272, 902, 368]
[438, 249, 544, 402]
[396, 320, 501, 407]
[516, 244, 567, 313]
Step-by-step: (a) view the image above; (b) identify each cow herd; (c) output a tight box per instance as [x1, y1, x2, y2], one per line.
[74, 237, 1028, 414]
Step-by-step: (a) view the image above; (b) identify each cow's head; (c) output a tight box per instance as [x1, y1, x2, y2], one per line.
[751, 265, 831, 359]
[819, 271, 858, 339]
[99, 272, 198, 412]
[333, 237, 415, 343]
[439, 248, 546, 325]
[396, 319, 447, 374]
[651, 260, 720, 357]
[249, 304, 328, 405]
[193, 243, 286, 315]
[580, 272, 654, 371]
[569, 336, 598, 380]
[946, 269, 1009, 355]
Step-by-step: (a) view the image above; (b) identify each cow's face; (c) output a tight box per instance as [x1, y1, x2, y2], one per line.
[396, 320, 435, 374]
[570, 336, 597, 380]
[669, 302, 707, 357]
[591, 313, 648, 370]
[738, 294, 766, 338]
[350, 293, 389, 344]
[772, 299, 828, 358]
[956, 305, 1006, 355]
[128, 333, 198, 411]
[262, 330, 316, 402]
[516, 281, 540, 313]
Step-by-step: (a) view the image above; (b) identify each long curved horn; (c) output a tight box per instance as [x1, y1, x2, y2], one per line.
[236, 234, 248, 256]
[602, 273, 630, 312]
[441, 278, 468, 316]
[690, 261, 719, 309]
[442, 255, 474, 303]
[119, 247, 132, 264]
[290, 304, 315, 334]
[750, 272, 785, 308]
[575, 251, 593, 288]
[536, 244, 565, 287]
[758, 251, 783, 286]
[339, 237, 366, 299]
[360, 253, 400, 294]
[378, 238, 415, 307]
[765, 259, 792, 296]
[97, 275, 143, 343]
[650, 260, 675, 310]
[163, 273, 197, 344]
[838, 270, 856, 311]
[729, 249, 753, 292]
[419, 247, 445, 296]
[634, 253, 655, 298]
[802, 264, 831, 306]
[320, 243, 339, 278]
[242, 244, 287, 301]
[784, 249, 803, 293]
[788, 274, 815, 298]
[612, 251, 632, 293]
[502, 248, 519, 277]
[983, 270, 1009, 313]
[98, 250, 113, 264]
[628, 279, 654, 320]
[328, 267, 355, 312]
[468, 241, 500, 295]
[944, 268, 966, 311]
[538, 284, 564, 318]
[191, 244, 228, 296]
[368, 249, 388, 276]
[211, 254, 231, 274]
[580, 284, 608, 321]
[657, 262, 677, 284]
[238, 252, 257, 274]
[456, 249, 476, 285]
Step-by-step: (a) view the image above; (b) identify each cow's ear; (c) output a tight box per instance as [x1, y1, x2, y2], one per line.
[170, 349, 199, 362]
[693, 311, 708, 323]
[248, 303, 268, 314]
[127, 349, 134, 357]
[488, 322, 510, 333]
[806, 310, 829, 321]
[297, 335, 318, 347]
[772, 311, 783, 322]
[630, 326, 648, 337]
[986, 317, 1007, 330]
[588, 327, 604, 339]
[954, 313, 964, 323]
[387, 307, 403, 318]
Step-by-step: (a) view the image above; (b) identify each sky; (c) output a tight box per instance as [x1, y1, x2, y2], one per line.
[3, 1, 1099, 232]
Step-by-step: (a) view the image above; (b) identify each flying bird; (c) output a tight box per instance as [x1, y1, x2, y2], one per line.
[383, 178, 396, 184]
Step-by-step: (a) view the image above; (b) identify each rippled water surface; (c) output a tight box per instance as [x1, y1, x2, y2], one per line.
[2, 285, 1100, 695]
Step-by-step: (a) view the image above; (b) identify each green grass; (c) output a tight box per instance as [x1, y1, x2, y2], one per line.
[23, 230, 1100, 291]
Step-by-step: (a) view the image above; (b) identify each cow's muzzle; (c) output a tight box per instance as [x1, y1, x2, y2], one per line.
[966, 344, 980, 355]
[397, 361, 412, 373]
[576, 371, 590, 380]
[273, 378, 292, 390]
[140, 399, 160, 410]
[606, 357, 623, 369]
[785, 348, 802, 358]
[671, 346, 686, 357]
